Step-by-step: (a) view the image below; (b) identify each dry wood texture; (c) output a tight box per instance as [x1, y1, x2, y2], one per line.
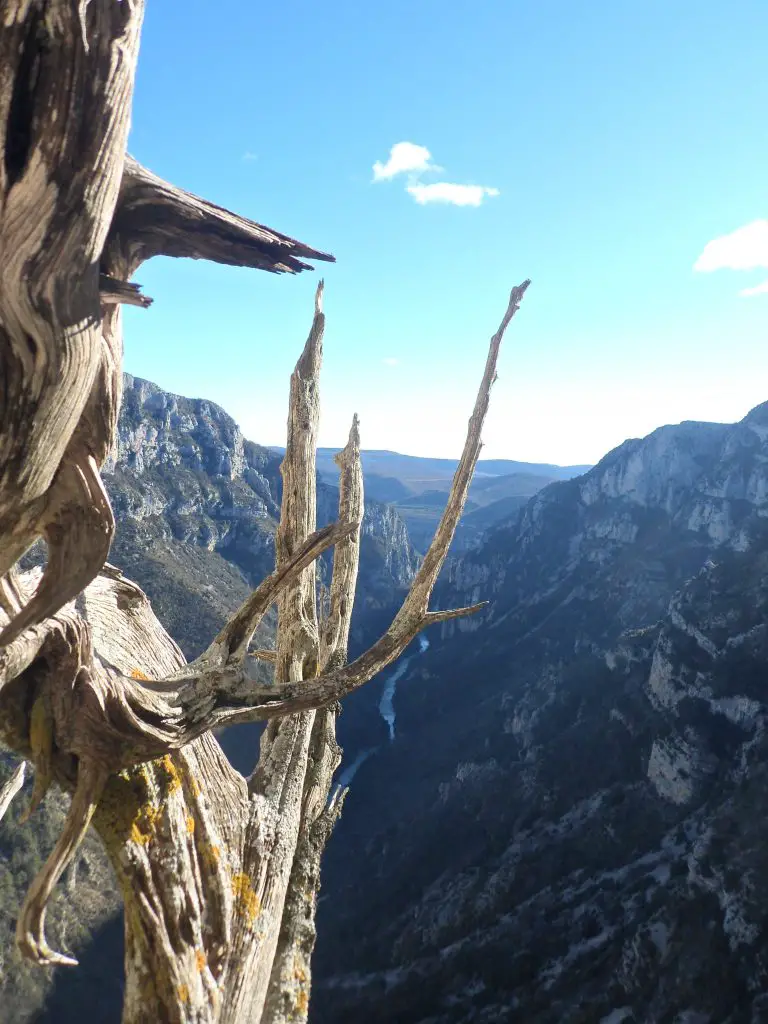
[0, 3, 529, 1020]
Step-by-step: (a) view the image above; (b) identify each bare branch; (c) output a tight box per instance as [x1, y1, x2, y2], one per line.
[218, 282, 329, 1022]
[274, 280, 325, 682]
[106, 157, 335, 276]
[98, 274, 153, 309]
[0, 453, 114, 647]
[16, 758, 108, 966]
[0, 761, 26, 825]
[422, 602, 488, 626]
[144, 282, 531, 733]
[190, 520, 356, 670]
[319, 414, 364, 672]
[395, 280, 531, 618]
[208, 282, 528, 710]
[251, 648, 277, 664]
[261, 413, 363, 1022]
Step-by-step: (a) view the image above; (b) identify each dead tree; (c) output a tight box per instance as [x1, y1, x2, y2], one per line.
[0, 4, 530, 1021]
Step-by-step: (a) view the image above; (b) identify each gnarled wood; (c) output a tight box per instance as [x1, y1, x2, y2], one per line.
[0, 4, 531, 1019]
[0, 7, 333, 649]
[106, 157, 334, 276]
[0, 0, 145, 644]
[17, 758, 108, 966]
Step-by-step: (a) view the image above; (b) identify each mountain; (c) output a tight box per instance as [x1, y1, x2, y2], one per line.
[0, 375, 420, 1022]
[453, 494, 532, 548]
[309, 449, 590, 493]
[395, 472, 560, 554]
[313, 403, 768, 1023]
[7, 387, 768, 1023]
[270, 446, 587, 556]
[109, 375, 419, 660]
[470, 471, 561, 505]
[359, 473, 414, 504]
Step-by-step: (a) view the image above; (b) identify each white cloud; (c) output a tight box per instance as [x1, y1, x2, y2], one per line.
[694, 219, 768, 272]
[373, 142, 436, 181]
[406, 182, 500, 207]
[740, 279, 768, 298]
[372, 141, 499, 208]
[242, 151, 258, 162]
[382, 356, 400, 366]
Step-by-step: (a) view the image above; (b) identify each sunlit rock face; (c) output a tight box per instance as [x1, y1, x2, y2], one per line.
[314, 402, 768, 1024]
[102, 374, 417, 658]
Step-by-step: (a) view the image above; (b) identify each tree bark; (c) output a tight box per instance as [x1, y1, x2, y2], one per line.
[0, 760, 26, 824]
[0, 4, 530, 1021]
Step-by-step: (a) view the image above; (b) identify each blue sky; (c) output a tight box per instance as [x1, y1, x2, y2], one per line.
[124, 0, 768, 465]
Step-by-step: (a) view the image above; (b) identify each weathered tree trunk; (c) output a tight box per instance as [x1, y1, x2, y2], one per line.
[0, 760, 26, 823]
[0, 4, 530, 1021]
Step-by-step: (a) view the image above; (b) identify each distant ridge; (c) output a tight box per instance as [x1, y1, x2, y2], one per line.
[265, 447, 591, 553]
[268, 446, 591, 490]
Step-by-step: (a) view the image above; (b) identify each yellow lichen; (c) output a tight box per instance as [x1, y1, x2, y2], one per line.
[195, 950, 207, 972]
[130, 802, 162, 846]
[177, 984, 190, 1004]
[200, 843, 220, 871]
[189, 777, 201, 798]
[186, 815, 196, 835]
[130, 668, 150, 680]
[157, 754, 182, 794]
[296, 990, 309, 1014]
[294, 965, 307, 984]
[94, 766, 154, 847]
[231, 872, 261, 923]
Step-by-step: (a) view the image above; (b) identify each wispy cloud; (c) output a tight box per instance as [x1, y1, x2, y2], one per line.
[740, 279, 768, 298]
[372, 141, 499, 207]
[381, 356, 400, 367]
[406, 182, 500, 207]
[242, 151, 259, 162]
[373, 142, 436, 181]
[694, 220, 768, 272]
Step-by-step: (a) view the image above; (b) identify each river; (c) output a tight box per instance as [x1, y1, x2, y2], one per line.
[378, 634, 430, 741]
[332, 635, 431, 794]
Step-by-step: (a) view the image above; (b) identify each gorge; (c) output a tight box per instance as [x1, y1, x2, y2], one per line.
[3, 385, 768, 1024]
[313, 400, 768, 1024]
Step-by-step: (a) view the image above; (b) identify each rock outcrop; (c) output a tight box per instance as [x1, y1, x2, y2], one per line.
[314, 404, 768, 1024]
[107, 375, 418, 659]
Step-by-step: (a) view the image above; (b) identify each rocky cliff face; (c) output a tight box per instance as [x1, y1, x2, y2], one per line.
[106, 374, 418, 659]
[103, 374, 281, 659]
[314, 404, 768, 1024]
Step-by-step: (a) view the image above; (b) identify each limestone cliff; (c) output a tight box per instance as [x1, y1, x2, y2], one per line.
[315, 402, 768, 1024]
[104, 374, 418, 658]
